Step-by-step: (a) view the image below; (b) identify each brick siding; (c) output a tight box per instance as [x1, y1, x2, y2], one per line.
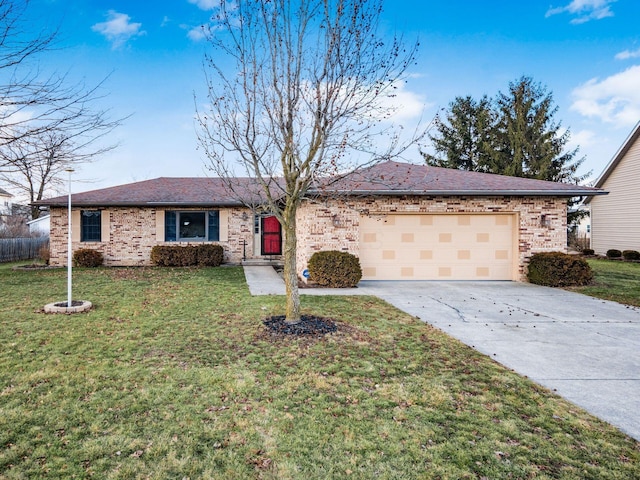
[49, 206, 254, 267]
[50, 196, 567, 281]
[295, 195, 567, 281]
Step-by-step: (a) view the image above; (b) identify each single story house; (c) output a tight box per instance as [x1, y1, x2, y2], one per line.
[585, 121, 640, 255]
[38, 161, 604, 281]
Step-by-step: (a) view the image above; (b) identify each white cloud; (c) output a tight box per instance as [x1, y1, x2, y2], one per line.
[546, 0, 616, 24]
[186, 24, 210, 42]
[188, 0, 221, 11]
[615, 48, 640, 60]
[571, 65, 640, 127]
[568, 129, 597, 151]
[379, 82, 431, 123]
[91, 11, 145, 49]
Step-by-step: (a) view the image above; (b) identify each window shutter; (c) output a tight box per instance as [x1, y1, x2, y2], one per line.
[208, 211, 220, 241]
[165, 211, 176, 242]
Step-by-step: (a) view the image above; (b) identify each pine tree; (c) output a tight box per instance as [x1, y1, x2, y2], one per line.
[423, 95, 494, 172]
[489, 76, 585, 183]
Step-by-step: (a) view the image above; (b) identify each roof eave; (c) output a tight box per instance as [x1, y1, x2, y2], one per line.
[311, 189, 606, 197]
[42, 201, 246, 208]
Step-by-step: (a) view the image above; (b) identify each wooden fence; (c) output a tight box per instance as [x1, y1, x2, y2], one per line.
[0, 237, 49, 263]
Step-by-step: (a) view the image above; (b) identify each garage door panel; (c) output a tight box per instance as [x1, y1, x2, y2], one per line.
[359, 213, 515, 281]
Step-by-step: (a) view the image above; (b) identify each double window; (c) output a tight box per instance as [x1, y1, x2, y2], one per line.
[81, 210, 101, 242]
[165, 211, 219, 242]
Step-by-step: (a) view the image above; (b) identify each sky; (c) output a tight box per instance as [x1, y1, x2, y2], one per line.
[6, 0, 640, 198]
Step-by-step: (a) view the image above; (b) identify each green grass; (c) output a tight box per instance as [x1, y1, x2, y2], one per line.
[1, 263, 638, 479]
[570, 259, 640, 307]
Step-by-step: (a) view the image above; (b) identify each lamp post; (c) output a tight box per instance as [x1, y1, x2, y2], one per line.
[66, 167, 74, 308]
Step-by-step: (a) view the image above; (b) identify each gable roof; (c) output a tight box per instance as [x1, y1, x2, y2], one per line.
[314, 161, 604, 197]
[0, 188, 12, 197]
[38, 161, 604, 207]
[585, 121, 640, 203]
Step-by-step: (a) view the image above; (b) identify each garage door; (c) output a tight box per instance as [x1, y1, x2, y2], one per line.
[359, 214, 515, 280]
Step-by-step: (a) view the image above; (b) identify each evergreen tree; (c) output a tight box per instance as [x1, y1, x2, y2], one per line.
[490, 76, 586, 183]
[423, 76, 590, 234]
[423, 95, 494, 172]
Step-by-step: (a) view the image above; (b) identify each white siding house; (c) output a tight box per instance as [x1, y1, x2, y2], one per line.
[0, 188, 12, 216]
[587, 122, 640, 255]
[27, 215, 50, 236]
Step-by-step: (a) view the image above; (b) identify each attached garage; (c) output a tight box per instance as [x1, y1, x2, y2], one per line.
[359, 213, 516, 280]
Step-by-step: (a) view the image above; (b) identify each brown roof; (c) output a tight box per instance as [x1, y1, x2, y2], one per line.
[315, 161, 605, 197]
[38, 161, 604, 207]
[38, 177, 275, 207]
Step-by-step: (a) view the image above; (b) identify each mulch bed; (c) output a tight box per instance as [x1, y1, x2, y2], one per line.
[263, 314, 338, 336]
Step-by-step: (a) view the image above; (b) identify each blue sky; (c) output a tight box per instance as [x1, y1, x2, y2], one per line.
[16, 0, 640, 195]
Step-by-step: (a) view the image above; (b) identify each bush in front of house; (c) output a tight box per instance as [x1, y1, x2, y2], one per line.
[38, 245, 50, 265]
[73, 248, 104, 267]
[150, 245, 224, 267]
[527, 252, 593, 287]
[197, 244, 225, 266]
[622, 250, 640, 261]
[606, 249, 622, 259]
[308, 250, 362, 288]
[582, 248, 595, 256]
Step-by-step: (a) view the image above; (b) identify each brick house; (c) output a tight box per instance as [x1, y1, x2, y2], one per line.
[38, 161, 604, 281]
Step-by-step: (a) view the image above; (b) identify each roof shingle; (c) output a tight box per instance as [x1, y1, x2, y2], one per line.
[38, 161, 604, 207]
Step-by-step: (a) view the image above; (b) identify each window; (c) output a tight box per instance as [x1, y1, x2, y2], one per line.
[165, 210, 219, 242]
[81, 210, 102, 242]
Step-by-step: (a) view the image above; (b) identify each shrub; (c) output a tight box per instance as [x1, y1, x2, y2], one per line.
[527, 252, 593, 287]
[197, 244, 225, 266]
[38, 245, 50, 265]
[150, 244, 224, 267]
[73, 248, 104, 267]
[606, 249, 622, 258]
[308, 250, 362, 288]
[582, 249, 595, 256]
[622, 250, 640, 261]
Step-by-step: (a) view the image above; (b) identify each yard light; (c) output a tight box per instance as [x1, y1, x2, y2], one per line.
[66, 167, 74, 308]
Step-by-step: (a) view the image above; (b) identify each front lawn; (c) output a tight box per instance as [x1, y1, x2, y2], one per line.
[1, 264, 638, 479]
[571, 258, 640, 307]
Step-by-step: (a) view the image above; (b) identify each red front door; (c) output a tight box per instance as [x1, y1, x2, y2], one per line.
[261, 216, 282, 255]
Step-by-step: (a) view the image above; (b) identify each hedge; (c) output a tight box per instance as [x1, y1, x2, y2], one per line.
[150, 244, 224, 267]
[73, 248, 104, 268]
[527, 252, 593, 287]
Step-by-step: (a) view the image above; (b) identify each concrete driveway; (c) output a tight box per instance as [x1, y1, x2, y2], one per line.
[244, 266, 640, 441]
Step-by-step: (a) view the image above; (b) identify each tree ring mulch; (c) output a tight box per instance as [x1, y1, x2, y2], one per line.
[263, 314, 337, 336]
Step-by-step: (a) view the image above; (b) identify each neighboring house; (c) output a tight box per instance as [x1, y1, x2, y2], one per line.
[27, 215, 51, 236]
[586, 122, 640, 255]
[0, 188, 12, 217]
[37, 161, 603, 281]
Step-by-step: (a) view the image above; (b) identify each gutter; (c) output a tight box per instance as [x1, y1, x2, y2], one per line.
[309, 189, 607, 197]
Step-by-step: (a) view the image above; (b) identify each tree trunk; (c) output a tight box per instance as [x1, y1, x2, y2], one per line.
[282, 203, 301, 325]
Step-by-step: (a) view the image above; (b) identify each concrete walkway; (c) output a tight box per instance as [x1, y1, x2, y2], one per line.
[243, 266, 640, 441]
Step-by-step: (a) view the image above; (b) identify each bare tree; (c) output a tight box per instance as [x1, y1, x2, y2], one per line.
[0, 0, 123, 211]
[196, 0, 423, 324]
[1, 115, 120, 219]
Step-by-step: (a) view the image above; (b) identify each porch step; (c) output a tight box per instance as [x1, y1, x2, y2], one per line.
[242, 258, 284, 267]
